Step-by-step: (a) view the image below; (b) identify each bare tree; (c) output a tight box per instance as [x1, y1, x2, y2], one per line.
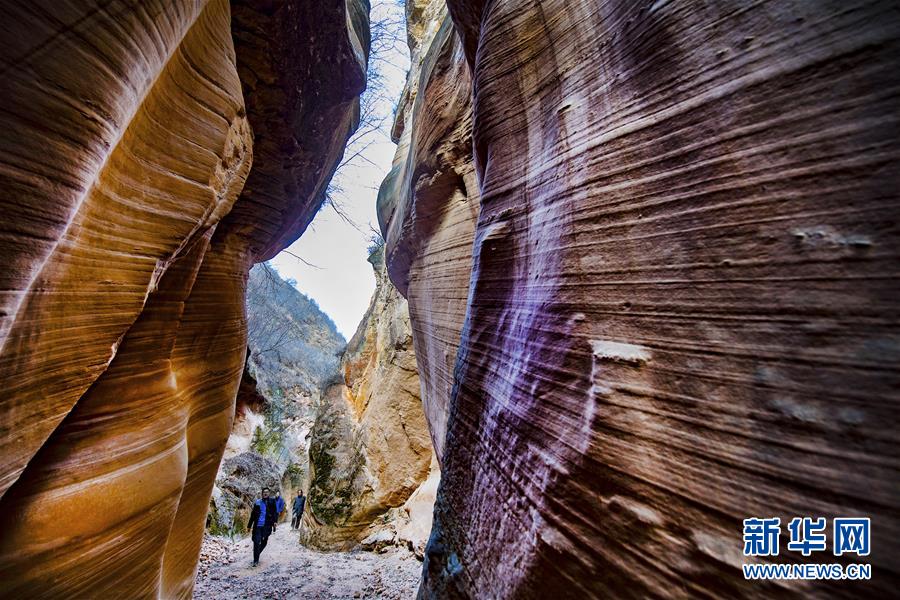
[324, 0, 408, 232]
[366, 225, 386, 256]
[247, 263, 297, 356]
[246, 263, 344, 392]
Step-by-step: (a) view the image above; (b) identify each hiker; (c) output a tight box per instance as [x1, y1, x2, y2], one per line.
[274, 493, 285, 531]
[248, 486, 277, 567]
[291, 490, 306, 530]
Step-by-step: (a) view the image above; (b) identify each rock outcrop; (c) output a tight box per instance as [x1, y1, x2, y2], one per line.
[376, 0, 900, 597]
[246, 264, 345, 401]
[304, 247, 435, 550]
[239, 262, 345, 474]
[378, 0, 480, 461]
[0, 1, 367, 597]
[208, 451, 284, 536]
[223, 358, 268, 462]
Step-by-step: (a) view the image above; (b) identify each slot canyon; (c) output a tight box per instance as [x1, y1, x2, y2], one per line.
[1, 0, 898, 598]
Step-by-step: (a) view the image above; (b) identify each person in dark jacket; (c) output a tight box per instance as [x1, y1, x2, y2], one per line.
[291, 490, 306, 530]
[248, 487, 277, 567]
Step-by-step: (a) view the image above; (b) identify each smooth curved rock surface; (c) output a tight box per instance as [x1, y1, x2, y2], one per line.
[404, 1, 900, 597]
[379, 1, 479, 461]
[229, 0, 370, 260]
[0, 1, 367, 597]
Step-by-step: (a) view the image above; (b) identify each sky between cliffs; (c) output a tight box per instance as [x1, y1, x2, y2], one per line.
[269, 1, 409, 339]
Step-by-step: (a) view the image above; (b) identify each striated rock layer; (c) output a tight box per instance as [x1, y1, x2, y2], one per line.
[304, 247, 434, 550]
[379, 0, 479, 461]
[380, 0, 900, 597]
[0, 1, 367, 597]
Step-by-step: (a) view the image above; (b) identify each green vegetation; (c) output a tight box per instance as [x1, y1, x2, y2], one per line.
[308, 426, 351, 525]
[249, 388, 290, 458]
[285, 462, 305, 488]
[207, 513, 239, 538]
[207, 502, 250, 539]
[250, 424, 283, 457]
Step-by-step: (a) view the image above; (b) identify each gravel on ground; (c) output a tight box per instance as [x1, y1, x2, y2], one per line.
[193, 526, 423, 599]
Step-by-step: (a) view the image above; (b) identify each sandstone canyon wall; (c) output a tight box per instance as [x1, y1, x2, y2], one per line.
[377, 0, 900, 598]
[0, 1, 367, 597]
[379, 0, 479, 462]
[304, 246, 435, 552]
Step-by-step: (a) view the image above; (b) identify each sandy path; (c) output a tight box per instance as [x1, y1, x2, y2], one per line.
[194, 526, 422, 599]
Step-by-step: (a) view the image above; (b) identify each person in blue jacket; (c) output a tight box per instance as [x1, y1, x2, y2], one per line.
[247, 487, 277, 567]
[274, 493, 286, 531]
[291, 490, 306, 529]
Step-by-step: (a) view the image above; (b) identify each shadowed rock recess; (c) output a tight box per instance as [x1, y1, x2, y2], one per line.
[0, 1, 367, 597]
[376, 0, 900, 598]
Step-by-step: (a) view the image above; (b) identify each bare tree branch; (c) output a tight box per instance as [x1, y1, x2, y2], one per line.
[325, 0, 408, 230]
[281, 249, 323, 270]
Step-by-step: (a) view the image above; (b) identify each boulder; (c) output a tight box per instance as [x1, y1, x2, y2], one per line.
[208, 452, 283, 535]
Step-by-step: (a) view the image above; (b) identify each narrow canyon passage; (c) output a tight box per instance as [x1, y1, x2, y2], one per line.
[1, 0, 898, 598]
[196, 0, 436, 595]
[200, 251, 439, 597]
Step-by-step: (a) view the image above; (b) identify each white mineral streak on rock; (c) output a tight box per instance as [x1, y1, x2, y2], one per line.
[590, 340, 652, 365]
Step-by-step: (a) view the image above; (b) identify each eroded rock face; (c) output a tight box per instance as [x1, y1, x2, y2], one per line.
[304, 248, 434, 550]
[209, 451, 283, 536]
[381, 0, 900, 597]
[224, 358, 268, 461]
[246, 264, 346, 402]
[379, 1, 479, 461]
[0, 1, 367, 597]
[211, 262, 347, 526]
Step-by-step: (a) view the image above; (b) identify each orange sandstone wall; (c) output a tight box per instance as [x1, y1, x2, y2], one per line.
[379, 2, 479, 462]
[0, 1, 367, 597]
[304, 248, 432, 549]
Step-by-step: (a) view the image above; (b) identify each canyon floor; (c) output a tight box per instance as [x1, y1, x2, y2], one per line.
[194, 527, 422, 599]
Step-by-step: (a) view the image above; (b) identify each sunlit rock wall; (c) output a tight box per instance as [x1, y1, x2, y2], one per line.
[379, 1, 479, 461]
[223, 357, 269, 461]
[387, 0, 900, 597]
[0, 0, 367, 597]
[304, 247, 434, 550]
